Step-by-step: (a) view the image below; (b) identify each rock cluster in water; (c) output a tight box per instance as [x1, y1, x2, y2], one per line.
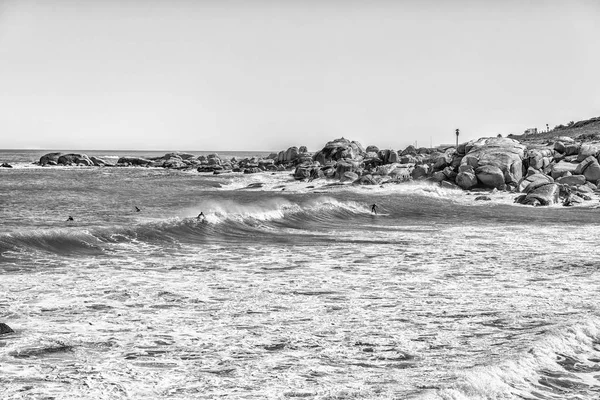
[37, 135, 600, 206]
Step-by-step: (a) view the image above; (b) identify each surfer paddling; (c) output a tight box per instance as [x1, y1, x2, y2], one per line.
[66, 216, 74, 222]
[371, 204, 378, 214]
[135, 206, 141, 212]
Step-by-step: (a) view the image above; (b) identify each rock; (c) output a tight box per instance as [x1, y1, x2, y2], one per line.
[299, 146, 308, 153]
[433, 151, 452, 170]
[1, 162, 13, 168]
[442, 166, 457, 181]
[89, 156, 112, 167]
[0, 322, 13, 334]
[411, 165, 429, 180]
[551, 161, 578, 179]
[163, 157, 187, 169]
[475, 195, 491, 201]
[564, 143, 580, 156]
[366, 145, 379, 153]
[284, 147, 299, 163]
[455, 171, 478, 190]
[57, 153, 94, 166]
[522, 183, 560, 206]
[335, 159, 360, 178]
[475, 165, 505, 189]
[353, 174, 378, 185]
[117, 157, 152, 166]
[431, 171, 446, 183]
[389, 167, 412, 181]
[400, 155, 417, 164]
[461, 137, 526, 185]
[575, 156, 600, 182]
[578, 144, 599, 162]
[401, 145, 417, 156]
[39, 152, 62, 166]
[517, 173, 553, 192]
[441, 181, 460, 190]
[526, 149, 553, 170]
[314, 138, 364, 164]
[556, 175, 587, 187]
[557, 136, 575, 143]
[341, 171, 359, 183]
[554, 141, 566, 154]
[374, 164, 396, 176]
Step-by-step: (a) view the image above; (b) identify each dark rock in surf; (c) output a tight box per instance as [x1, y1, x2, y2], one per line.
[353, 174, 378, 185]
[0, 322, 14, 334]
[1, 163, 13, 168]
[475, 195, 491, 201]
[116, 157, 152, 167]
[89, 156, 112, 167]
[39, 152, 62, 166]
[515, 182, 560, 206]
[57, 153, 94, 166]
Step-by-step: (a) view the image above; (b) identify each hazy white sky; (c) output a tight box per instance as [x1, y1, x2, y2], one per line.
[0, 0, 599, 151]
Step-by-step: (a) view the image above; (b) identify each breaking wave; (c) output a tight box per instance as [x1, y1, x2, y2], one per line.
[0, 197, 372, 259]
[432, 316, 600, 400]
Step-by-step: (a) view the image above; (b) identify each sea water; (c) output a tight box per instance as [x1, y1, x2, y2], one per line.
[1, 150, 600, 399]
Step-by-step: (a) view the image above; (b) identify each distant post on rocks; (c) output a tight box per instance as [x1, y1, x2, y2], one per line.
[455, 128, 460, 147]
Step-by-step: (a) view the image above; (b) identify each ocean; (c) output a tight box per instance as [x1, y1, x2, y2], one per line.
[1, 149, 600, 399]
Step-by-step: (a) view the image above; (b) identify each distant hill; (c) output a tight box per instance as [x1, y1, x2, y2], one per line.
[509, 115, 600, 146]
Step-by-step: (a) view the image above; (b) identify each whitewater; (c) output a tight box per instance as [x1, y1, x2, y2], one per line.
[1, 151, 600, 399]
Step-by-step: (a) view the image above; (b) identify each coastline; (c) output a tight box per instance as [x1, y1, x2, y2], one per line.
[4, 127, 600, 207]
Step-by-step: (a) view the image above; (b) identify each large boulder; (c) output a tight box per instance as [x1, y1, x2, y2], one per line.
[39, 152, 62, 166]
[284, 147, 299, 163]
[57, 153, 94, 166]
[525, 183, 561, 206]
[411, 165, 429, 180]
[314, 138, 364, 164]
[517, 172, 553, 192]
[335, 159, 361, 178]
[556, 175, 587, 187]
[575, 156, 600, 182]
[564, 143, 581, 156]
[475, 165, 505, 189]
[578, 144, 599, 162]
[455, 171, 478, 190]
[526, 149, 553, 171]
[551, 161, 578, 179]
[461, 137, 526, 184]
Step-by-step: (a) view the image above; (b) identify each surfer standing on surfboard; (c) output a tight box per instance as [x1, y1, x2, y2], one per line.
[371, 204, 378, 214]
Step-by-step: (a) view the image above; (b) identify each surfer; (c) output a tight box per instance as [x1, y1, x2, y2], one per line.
[371, 204, 378, 214]
[135, 206, 141, 212]
[197, 212, 205, 221]
[66, 216, 74, 222]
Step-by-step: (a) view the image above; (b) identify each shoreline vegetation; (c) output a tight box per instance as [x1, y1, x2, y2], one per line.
[11, 116, 600, 208]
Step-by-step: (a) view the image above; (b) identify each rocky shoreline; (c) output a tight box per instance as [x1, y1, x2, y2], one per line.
[33, 134, 600, 207]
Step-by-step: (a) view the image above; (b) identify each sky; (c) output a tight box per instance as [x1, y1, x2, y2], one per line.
[0, 0, 599, 151]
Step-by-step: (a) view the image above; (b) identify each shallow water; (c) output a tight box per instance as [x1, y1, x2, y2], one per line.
[1, 152, 600, 399]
